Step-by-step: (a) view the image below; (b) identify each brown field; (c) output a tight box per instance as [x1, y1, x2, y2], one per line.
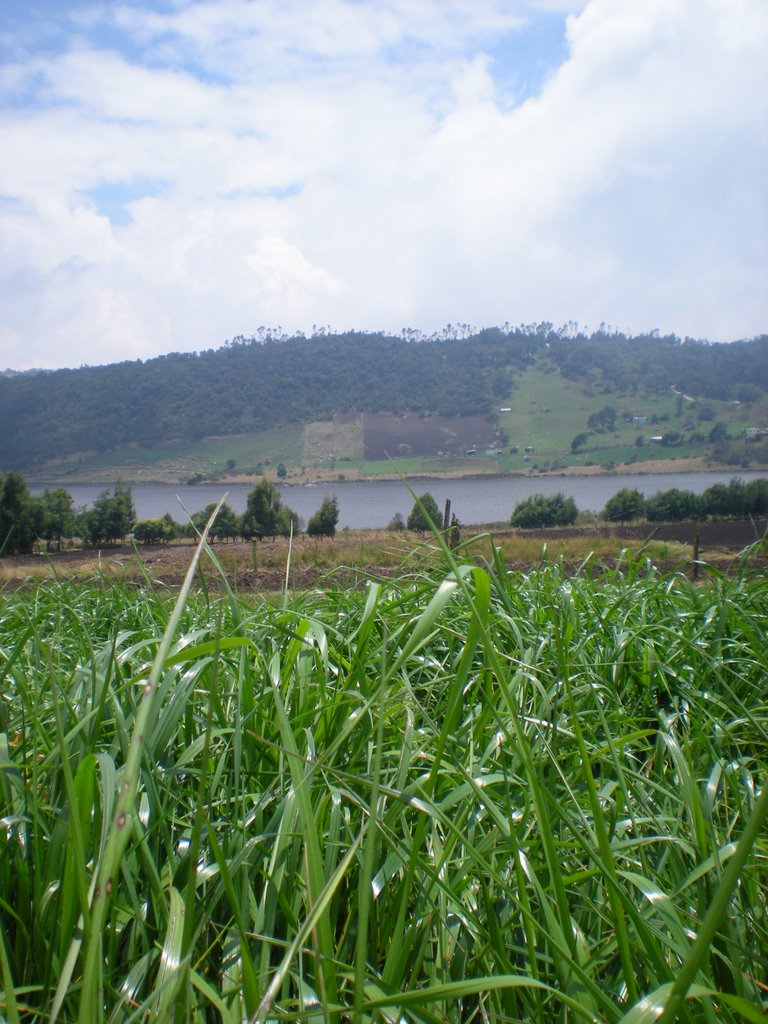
[2, 518, 763, 591]
[363, 412, 496, 460]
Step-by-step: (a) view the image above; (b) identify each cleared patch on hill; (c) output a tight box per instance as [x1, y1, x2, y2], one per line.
[302, 413, 364, 465]
[363, 412, 495, 460]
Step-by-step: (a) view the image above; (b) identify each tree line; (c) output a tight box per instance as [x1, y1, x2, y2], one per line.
[2, 472, 766, 556]
[2, 327, 766, 471]
[0, 330, 534, 468]
[506, 478, 768, 529]
[0, 474, 341, 556]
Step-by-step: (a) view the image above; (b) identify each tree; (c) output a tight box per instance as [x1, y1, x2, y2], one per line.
[707, 422, 729, 445]
[40, 487, 75, 550]
[571, 432, 590, 453]
[603, 488, 645, 523]
[701, 479, 747, 518]
[510, 492, 578, 529]
[133, 518, 173, 544]
[387, 512, 406, 531]
[307, 495, 339, 537]
[275, 504, 301, 537]
[161, 512, 180, 541]
[744, 477, 768, 515]
[190, 502, 240, 542]
[276, 462, 287, 478]
[700, 483, 730, 518]
[587, 405, 617, 433]
[241, 478, 281, 539]
[110, 481, 136, 540]
[0, 471, 40, 555]
[407, 493, 441, 532]
[77, 482, 135, 546]
[645, 488, 701, 522]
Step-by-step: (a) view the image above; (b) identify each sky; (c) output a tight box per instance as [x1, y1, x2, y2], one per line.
[1, 0, 766, 370]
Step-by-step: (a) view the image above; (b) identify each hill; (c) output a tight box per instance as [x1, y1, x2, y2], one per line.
[2, 327, 767, 482]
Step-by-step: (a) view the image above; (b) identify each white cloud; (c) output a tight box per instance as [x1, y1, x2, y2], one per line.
[0, 0, 765, 369]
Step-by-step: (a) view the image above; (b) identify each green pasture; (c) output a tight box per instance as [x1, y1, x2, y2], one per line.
[0, 521, 766, 1022]
[32, 428, 305, 483]
[497, 361, 764, 469]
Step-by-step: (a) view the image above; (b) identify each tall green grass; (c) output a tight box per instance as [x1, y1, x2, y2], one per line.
[0, 538, 766, 1022]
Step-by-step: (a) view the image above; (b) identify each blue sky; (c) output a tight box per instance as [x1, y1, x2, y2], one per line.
[1, 0, 766, 369]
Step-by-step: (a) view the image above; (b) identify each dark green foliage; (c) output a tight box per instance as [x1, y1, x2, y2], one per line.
[744, 476, 768, 514]
[133, 518, 175, 544]
[307, 494, 340, 537]
[407, 492, 441, 532]
[39, 487, 76, 550]
[645, 488, 701, 522]
[571, 431, 591, 453]
[603, 488, 646, 522]
[275, 503, 301, 537]
[241, 478, 277, 538]
[190, 502, 241, 542]
[241, 478, 296, 539]
[0, 471, 41, 554]
[700, 478, 768, 518]
[547, 331, 768, 401]
[510, 491, 578, 528]
[587, 405, 617, 432]
[701, 480, 744, 518]
[708, 422, 729, 444]
[77, 482, 135, 545]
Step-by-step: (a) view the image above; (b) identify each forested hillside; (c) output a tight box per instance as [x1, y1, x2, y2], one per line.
[1, 327, 766, 470]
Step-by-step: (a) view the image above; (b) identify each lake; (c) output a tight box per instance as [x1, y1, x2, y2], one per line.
[32, 470, 768, 530]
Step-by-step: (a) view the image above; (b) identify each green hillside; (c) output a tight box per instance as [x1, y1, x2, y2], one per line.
[4, 328, 767, 482]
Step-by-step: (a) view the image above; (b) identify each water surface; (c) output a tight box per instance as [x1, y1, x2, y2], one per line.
[33, 470, 768, 530]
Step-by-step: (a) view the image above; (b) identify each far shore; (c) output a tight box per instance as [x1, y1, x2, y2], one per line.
[25, 455, 757, 487]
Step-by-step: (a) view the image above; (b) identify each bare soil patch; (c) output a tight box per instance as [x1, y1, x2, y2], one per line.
[2, 518, 763, 591]
[363, 412, 495, 460]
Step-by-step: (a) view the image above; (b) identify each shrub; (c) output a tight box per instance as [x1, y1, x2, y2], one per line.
[133, 518, 173, 544]
[645, 488, 701, 522]
[307, 495, 340, 537]
[603, 488, 645, 523]
[510, 492, 578, 528]
[407, 493, 441, 532]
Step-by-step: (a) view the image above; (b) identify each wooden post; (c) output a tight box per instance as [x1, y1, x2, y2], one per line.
[443, 498, 451, 531]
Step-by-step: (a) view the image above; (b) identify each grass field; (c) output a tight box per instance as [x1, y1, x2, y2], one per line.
[1, 523, 766, 1022]
[29, 428, 306, 484]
